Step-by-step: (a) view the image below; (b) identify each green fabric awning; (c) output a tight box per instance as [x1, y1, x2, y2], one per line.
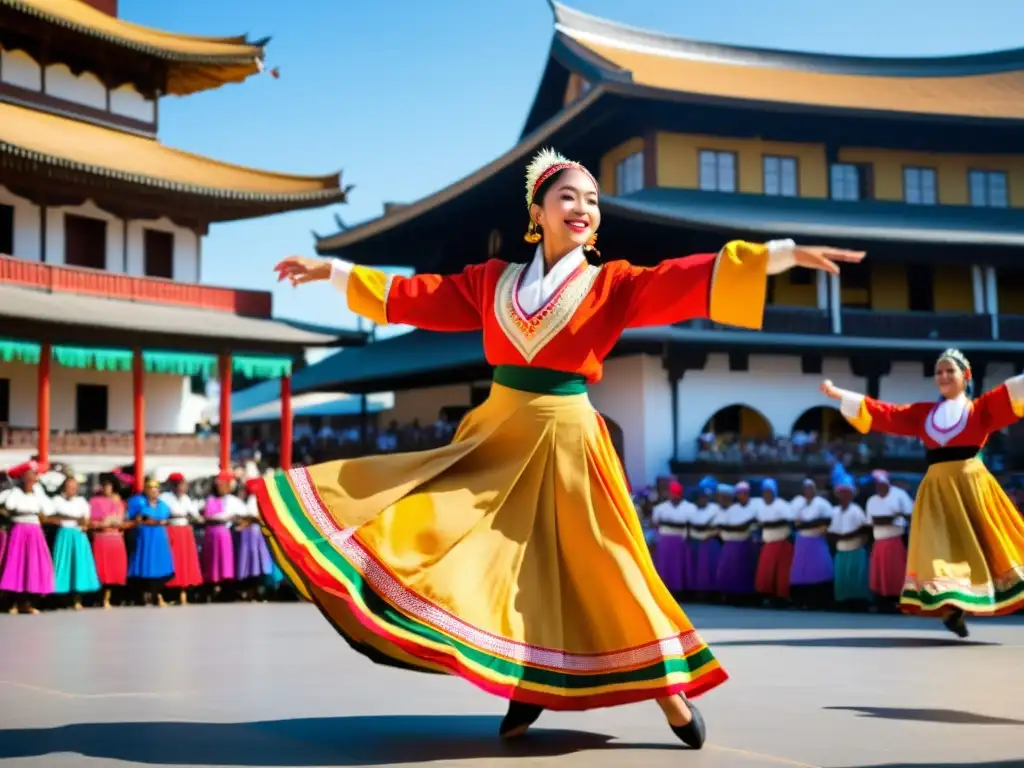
[232, 355, 292, 378]
[0, 340, 290, 380]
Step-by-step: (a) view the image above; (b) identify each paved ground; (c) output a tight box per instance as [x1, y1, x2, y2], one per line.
[0, 603, 1022, 768]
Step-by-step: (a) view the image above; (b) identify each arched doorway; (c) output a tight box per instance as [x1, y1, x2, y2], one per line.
[598, 413, 626, 471]
[701, 404, 773, 441]
[792, 405, 854, 441]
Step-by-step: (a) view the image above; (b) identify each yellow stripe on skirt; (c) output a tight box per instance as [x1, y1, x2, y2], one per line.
[903, 458, 1024, 617]
[257, 382, 727, 710]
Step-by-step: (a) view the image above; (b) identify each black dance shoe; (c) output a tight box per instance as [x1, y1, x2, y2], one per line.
[499, 700, 545, 739]
[670, 696, 706, 749]
[942, 608, 969, 638]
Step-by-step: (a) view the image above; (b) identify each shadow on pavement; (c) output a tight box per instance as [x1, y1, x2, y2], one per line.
[0, 715, 679, 765]
[825, 706, 1024, 726]
[713, 636, 996, 649]
[841, 762, 1024, 768]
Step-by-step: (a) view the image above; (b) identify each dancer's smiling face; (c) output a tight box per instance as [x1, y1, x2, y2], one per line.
[934, 358, 965, 399]
[530, 167, 600, 257]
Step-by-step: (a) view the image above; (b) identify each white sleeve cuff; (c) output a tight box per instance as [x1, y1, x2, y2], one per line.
[765, 239, 797, 275]
[1005, 373, 1024, 405]
[835, 387, 865, 419]
[330, 258, 353, 297]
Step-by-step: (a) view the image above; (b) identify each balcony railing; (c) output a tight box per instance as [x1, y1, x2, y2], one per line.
[0, 255, 272, 318]
[687, 306, 831, 335]
[996, 315, 1024, 342]
[841, 309, 991, 341]
[0, 428, 219, 457]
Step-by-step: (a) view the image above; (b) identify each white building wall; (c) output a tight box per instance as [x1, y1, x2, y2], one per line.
[389, 385, 472, 425]
[0, 361, 191, 433]
[0, 49, 42, 91]
[125, 218, 199, 281]
[45, 200, 125, 270]
[673, 355, 869, 461]
[0, 185, 42, 259]
[44, 64, 106, 110]
[2, 192, 199, 280]
[109, 84, 156, 123]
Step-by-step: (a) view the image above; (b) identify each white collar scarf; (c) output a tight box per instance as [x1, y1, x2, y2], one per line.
[516, 245, 586, 316]
[925, 392, 970, 445]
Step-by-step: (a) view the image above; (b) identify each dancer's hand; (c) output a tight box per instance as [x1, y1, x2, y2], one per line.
[793, 246, 865, 275]
[274, 256, 331, 287]
[820, 379, 842, 400]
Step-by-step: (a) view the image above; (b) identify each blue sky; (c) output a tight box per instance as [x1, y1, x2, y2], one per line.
[124, 0, 1024, 334]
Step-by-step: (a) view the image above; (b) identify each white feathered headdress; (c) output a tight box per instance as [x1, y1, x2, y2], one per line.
[524, 147, 597, 210]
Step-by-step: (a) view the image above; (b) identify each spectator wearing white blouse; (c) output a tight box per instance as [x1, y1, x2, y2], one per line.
[50, 476, 101, 608]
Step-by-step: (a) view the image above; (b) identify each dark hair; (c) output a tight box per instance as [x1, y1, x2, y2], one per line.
[530, 168, 602, 266]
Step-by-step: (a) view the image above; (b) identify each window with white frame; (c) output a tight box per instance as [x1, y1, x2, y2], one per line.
[615, 151, 644, 196]
[763, 156, 798, 197]
[968, 170, 1009, 208]
[699, 150, 737, 193]
[830, 163, 862, 201]
[904, 166, 937, 205]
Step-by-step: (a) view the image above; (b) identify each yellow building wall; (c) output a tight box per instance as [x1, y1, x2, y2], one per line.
[655, 133, 828, 197]
[870, 263, 909, 311]
[599, 137, 646, 194]
[838, 148, 1024, 206]
[932, 265, 974, 312]
[769, 273, 816, 307]
[997, 284, 1024, 315]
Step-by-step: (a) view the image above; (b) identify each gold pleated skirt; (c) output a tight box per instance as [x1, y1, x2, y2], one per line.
[257, 382, 726, 710]
[902, 458, 1024, 617]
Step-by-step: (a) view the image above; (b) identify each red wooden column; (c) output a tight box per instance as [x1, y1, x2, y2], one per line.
[133, 347, 145, 493]
[280, 373, 293, 470]
[219, 351, 232, 475]
[37, 342, 51, 471]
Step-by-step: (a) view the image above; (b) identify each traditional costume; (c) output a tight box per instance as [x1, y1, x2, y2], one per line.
[690, 493, 724, 597]
[161, 475, 204, 592]
[828, 484, 871, 605]
[832, 349, 1024, 628]
[235, 480, 274, 585]
[754, 479, 794, 600]
[0, 462, 55, 606]
[125, 484, 175, 588]
[257, 147, 805, 727]
[715, 482, 760, 598]
[789, 480, 835, 606]
[866, 470, 912, 602]
[201, 480, 241, 585]
[89, 491, 128, 603]
[651, 482, 693, 594]
[51, 486, 101, 599]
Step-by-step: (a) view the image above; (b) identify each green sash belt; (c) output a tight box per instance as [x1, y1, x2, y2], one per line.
[492, 365, 587, 396]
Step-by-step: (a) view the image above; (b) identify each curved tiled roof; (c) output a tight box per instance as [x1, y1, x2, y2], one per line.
[550, 1, 1024, 120]
[2, 0, 266, 95]
[0, 102, 348, 215]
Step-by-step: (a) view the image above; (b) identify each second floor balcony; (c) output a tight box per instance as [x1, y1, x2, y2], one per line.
[0, 254, 272, 317]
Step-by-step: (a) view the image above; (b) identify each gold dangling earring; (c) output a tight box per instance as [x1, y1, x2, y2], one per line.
[585, 232, 600, 258]
[524, 221, 541, 244]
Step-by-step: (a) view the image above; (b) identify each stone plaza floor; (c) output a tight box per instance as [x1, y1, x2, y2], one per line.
[0, 602, 1021, 768]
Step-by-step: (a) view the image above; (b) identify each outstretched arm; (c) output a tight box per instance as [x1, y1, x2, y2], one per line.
[619, 240, 864, 329]
[974, 373, 1024, 433]
[274, 256, 489, 332]
[820, 380, 929, 437]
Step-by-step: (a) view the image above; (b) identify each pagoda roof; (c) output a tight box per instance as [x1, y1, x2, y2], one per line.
[0, 101, 349, 221]
[603, 189, 1024, 248]
[1, 0, 266, 95]
[0, 282, 359, 355]
[538, 1, 1024, 124]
